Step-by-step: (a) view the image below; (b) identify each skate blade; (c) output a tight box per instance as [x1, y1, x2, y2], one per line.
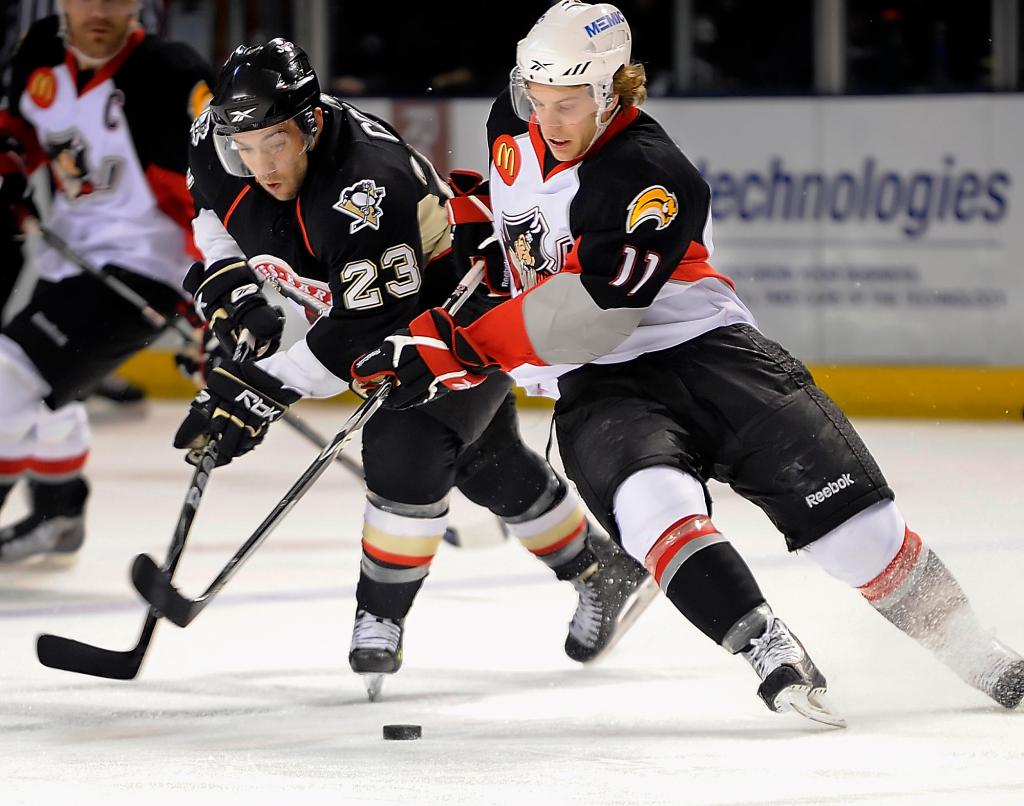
[583, 576, 660, 665]
[776, 686, 847, 729]
[362, 674, 385, 702]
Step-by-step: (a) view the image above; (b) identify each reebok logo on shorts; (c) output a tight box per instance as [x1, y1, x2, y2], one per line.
[805, 473, 855, 508]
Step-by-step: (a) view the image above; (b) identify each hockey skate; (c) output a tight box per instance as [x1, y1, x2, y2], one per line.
[0, 479, 87, 566]
[564, 533, 658, 664]
[729, 604, 846, 728]
[349, 609, 404, 702]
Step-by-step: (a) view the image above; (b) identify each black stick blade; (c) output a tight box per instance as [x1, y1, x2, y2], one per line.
[131, 554, 196, 627]
[36, 633, 145, 680]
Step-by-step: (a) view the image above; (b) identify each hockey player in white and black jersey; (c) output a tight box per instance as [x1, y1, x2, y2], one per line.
[354, 1, 1024, 721]
[178, 39, 655, 698]
[0, 0, 212, 563]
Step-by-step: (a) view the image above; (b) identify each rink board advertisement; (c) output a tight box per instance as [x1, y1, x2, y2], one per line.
[443, 96, 1024, 366]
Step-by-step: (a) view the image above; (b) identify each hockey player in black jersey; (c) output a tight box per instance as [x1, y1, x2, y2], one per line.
[0, 0, 212, 563]
[178, 39, 655, 699]
[354, 1, 1024, 722]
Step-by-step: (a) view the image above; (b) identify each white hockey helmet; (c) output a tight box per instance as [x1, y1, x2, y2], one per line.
[511, 1, 632, 123]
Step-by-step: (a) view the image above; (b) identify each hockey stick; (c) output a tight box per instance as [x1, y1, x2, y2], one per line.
[130, 260, 486, 627]
[35, 439, 220, 678]
[32, 222, 362, 477]
[35, 336, 253, 678]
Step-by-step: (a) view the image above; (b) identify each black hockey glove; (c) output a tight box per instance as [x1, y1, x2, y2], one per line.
[350, 308, 497, 409]
[447, 170, 509, 297]
[183, 258, 285, 358]
[173, 359, 300, 466]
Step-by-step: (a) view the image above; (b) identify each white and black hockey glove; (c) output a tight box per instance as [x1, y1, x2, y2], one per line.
[184, 258, 285, 358]
[173, 360, 300, 467]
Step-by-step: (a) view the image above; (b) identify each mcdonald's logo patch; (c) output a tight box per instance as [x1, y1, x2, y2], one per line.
[27, 68, 57, 109]
[626, 185, 679, 233]
[493, 134, 520, 185]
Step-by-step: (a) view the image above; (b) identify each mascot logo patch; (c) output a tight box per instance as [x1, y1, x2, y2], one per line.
[334, 179, 387, 233]
[46, 129, 122, 201]
[625, 185, 679, 233]
[500, 206, 563, 291]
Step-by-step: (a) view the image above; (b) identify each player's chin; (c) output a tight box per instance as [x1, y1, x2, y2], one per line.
[260, 180, 293, 200]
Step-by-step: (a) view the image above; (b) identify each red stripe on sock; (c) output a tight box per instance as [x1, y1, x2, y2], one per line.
[858, 527, 923, 602]
[361, 541, 435, 568]
[644, 515, 720, 584]
[530, 519, 586, 556]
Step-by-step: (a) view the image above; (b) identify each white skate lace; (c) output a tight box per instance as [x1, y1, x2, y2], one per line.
[568, 567, 603, 648]
[744, 618, 804, 681]
[351, 610, 401, 653]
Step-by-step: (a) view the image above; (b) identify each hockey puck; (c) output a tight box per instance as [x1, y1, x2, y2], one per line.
[383, 724, 422, 741]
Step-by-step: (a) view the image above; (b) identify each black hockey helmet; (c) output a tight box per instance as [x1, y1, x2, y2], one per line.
[209, 38, 322, 176]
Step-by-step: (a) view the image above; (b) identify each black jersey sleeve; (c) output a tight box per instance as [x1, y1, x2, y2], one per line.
[569, 148, 711, 310]
[0, 16, 60, 170]
[302, 159, 429, 382]
[120, 38, 213, 176]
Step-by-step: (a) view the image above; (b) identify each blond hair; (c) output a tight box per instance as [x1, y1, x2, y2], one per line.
[613, 63, 648, 107]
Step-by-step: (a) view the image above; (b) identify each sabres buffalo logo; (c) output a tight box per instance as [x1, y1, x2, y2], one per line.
[334, 179, 387, 233]
[625, 185, 679, 233]
[500, 207, 555, 291]
[46, 129, 122, 201]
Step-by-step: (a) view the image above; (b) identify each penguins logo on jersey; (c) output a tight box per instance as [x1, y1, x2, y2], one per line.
[333, 179, 387, 233]
[626, 185, 679, 233]
[46, 130, 122, 201]
[501, 207, 556, 290]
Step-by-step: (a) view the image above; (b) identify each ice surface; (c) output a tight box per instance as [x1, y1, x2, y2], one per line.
[1, 401, 1021, 804]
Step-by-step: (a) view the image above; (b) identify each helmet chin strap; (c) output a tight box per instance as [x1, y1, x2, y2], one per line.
[581, 100, 621, 157]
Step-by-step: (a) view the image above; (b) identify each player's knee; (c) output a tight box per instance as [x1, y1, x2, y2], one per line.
[801, 500, 906, 586]
[0, 346, 48, 444]
[35, 402, 90, 455]
[613, 465, 709, 564]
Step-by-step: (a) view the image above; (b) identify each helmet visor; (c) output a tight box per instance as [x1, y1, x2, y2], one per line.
[509, 67, 602, 127]
[213, 113, 313, 178]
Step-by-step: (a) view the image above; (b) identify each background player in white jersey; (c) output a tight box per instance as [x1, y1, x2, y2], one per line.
[178, 39, 654, 697]
[0, 0, 212, 563]
[354, 0, 1024, 722]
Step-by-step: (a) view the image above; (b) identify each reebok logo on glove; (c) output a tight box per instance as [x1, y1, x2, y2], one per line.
[234, 389, 284, 421]
[230, 283, 260, 304]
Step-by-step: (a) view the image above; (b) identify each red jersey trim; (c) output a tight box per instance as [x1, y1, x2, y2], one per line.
[223, 185, 251, 229]
[145, 164, 200, 259]
[669, 240, 735, 290]
[296, 196, 316, 257]
[528, 105, 641, 182]
[462, 291, 546, 371]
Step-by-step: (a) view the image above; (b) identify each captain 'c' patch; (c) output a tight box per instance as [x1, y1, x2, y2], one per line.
[625, 185, 679, 233]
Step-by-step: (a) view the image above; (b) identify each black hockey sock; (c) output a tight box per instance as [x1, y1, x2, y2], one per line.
[355, 570, 426, 621]
[29, 476, 89, 518]
[0, 481, 14, 513]
[662, 542, 766, 645]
